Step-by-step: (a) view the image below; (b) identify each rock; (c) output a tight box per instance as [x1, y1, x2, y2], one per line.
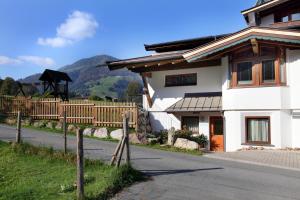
[110, 129, 123, 140]
[167, 127, 176, 146]
[5, 118, 16, 125]
[33, 121, 40, 128]
[38, 121, 47, 128]
[129, 133, 142, 144]
[136, 133, 149, 144]
[46, 121, 54, 129]
[22, 118, 32, 126]
[94, 128, 108, 138]
[67, 124, 77, 133]
[83, 128, 95, 136]
[174, 138, 199, 150]
[55, 122, 63, 130]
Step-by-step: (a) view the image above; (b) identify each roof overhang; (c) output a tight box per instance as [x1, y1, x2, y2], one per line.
[241, 0, 290, 15]
[166, 92, 222, 113]
[183, 27, 300, 63]
[107, 51, 185, 71]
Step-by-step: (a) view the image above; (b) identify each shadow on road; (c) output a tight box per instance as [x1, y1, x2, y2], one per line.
[142, 167, 224, 176]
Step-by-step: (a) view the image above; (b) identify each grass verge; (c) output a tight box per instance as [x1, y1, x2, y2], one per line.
[0, 141, 144, 200]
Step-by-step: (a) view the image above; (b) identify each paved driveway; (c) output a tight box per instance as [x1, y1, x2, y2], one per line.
[206, 150, 300, 171]
[0, 124, 300, 200]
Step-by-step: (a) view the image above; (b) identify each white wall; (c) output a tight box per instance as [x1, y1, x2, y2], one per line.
[224, 110, 288, 152]
[147, 66, 222, 111]
[287, 49, 300, 109]
[144, 65, 223, 131]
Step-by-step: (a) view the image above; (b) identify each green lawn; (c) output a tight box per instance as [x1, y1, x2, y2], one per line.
[0, 141, 143, 200]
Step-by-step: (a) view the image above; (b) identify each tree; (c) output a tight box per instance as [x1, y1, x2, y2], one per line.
[0, 77, 18, 95]
[125, 81, 143, 103]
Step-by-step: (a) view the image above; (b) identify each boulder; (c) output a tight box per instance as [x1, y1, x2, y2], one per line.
[55, 122, 63, 130]
[110, 129, 123, 140]
[83, 128, 95, 136]
[33, 121, 41, 128]
[167, 127, 176, 146]
[5, 118, 16, 125]
[37, 121, 46, 128]
[174, 138, 199, 150]
[22, 118, 32, 126]
[67, 124, 77, 133]
[129, 133, 142, 144]
[94, 128, 108, 138]
[46, 121, 54, 129]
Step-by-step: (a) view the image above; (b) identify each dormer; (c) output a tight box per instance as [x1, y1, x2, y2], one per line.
[242, 0, 300, 29]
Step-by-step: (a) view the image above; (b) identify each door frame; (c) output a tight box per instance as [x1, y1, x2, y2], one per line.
[209, 116, 224, 152]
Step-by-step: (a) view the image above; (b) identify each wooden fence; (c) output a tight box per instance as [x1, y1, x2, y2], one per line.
[0, 96, 138, 128]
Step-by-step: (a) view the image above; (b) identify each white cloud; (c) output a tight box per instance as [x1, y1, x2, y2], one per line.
[37, 10, 98, 48]
[0, 56, 21, 65]
[0, 55, 55, 67]
[37, 37, 72, 48]
[18, 56, 55, 67]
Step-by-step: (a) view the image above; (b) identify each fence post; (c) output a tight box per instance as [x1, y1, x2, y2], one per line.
[76, 128, 84, 200]
[124, 112, 130, 165]
[63, 110, 67, 154]
[16, 111, 21, 143]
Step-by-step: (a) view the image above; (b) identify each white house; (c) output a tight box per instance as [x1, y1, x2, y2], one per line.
[108, 0, 300, 152]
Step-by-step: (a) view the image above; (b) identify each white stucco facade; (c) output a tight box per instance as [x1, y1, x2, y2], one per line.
[143, 49, 300, 152]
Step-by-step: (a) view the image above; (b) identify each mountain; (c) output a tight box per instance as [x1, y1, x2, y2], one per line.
[20, 55, 141, 98]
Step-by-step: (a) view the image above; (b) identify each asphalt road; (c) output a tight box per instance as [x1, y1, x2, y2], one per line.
[0, 124, 300, 200]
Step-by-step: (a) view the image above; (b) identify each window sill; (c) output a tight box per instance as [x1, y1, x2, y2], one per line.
[241, 143, 275, 147]
[229, 84, 288, 89]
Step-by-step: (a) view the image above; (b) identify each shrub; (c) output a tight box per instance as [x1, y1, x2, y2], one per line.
[153, 130, 168, 144]
[192, 134, 208, 147]
[174, 129, 193, 140]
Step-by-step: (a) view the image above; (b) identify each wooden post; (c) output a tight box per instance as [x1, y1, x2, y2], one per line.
[116, 135, 126, 167]
[124, 113, 130, 165]
[16, 111, 21, 143]
[76, 128, 84, 200]
[63, 110, 67, 154]
[110, 137, 123, 166]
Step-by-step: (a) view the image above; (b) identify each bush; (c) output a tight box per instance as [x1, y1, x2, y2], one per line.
[174, 130, 193, 140]
[192, 134, 208, 148]
[153, 130, 168, 144]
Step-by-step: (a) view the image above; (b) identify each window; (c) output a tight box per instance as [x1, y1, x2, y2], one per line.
[230, 45, 286, 88]
[281, 16, 289, 22]
[182, 117, 199, 133]
[262, 60, 275, 83]
[237, 62, 252, 85]
[246, 117, 270, 144]
[165, 73, 197, 87]
[291, 13, 300, 21]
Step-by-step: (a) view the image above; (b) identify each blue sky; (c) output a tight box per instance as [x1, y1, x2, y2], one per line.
[0, 0, 254, 80]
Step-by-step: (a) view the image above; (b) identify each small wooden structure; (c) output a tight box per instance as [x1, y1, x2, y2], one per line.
[39, 69, 72, 101]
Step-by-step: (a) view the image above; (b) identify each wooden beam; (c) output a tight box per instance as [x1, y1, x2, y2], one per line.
[251, 38, 259, 56]
[132, 59, 221, 73]
[141, 74, 153, 108]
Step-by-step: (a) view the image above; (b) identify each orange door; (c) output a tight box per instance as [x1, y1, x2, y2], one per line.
[210, 116, 224, 152]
